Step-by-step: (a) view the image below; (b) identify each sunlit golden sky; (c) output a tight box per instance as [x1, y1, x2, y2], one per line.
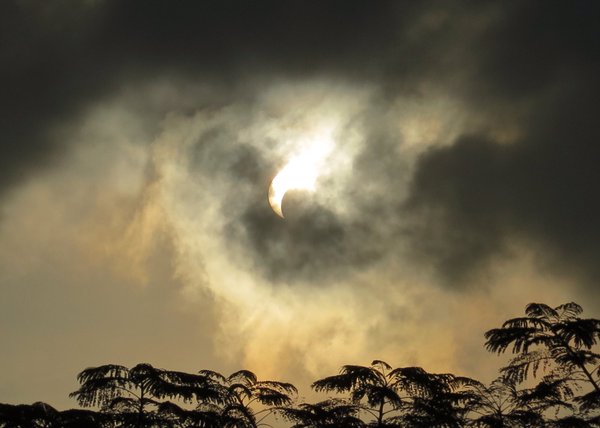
[1, 1, 599, 410]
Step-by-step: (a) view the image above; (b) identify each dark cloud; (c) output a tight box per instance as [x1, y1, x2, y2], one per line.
[405, 2, 600, 285]
[0, 2, 111, 194]
[231, 193, 381, 284]
[0, 0, 482, 199]
[0, 0, 422, 197]
[469, 1, 600, 101]
[3, 0, 600, 287]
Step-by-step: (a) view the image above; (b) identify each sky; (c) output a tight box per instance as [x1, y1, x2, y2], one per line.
[1, 0, 600, 411]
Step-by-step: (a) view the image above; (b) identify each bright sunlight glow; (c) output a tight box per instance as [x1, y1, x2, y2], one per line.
[268, 131, 334, 218]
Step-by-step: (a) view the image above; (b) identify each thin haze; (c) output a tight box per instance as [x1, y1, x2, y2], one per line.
[0, 0, 599, 410]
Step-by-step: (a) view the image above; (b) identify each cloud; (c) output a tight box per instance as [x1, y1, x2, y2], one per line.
[1, 0, 600, 412]
[404, 3, 600, 288]
[0, 0, 491, 198]
[0, 102, 230, 408]
[0, 0, 405, 195]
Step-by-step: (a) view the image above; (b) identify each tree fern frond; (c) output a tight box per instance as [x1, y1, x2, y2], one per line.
[222, 403, 257, 425]
[575, 390, 600, 412]
[500, 350, 553, 383]
[75, 364, 130, 383]
[199, 369, 228, 383]
[228, 382, 254, 401]
[313, 372, 362, 393]
[253, 387, 295, 406]
[526, 303, 560, 320]
[556, 302, 584, 319]
[106, 396, 138, 412]
[257, 380, 298, 395]
[559, 319, 600, 349]
[227, 370, 258, 385]
[371, 360, 392, 372]
[502, 317, 553, 330]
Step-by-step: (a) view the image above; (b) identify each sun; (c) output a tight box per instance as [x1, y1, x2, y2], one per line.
[268, 133, 333, 218]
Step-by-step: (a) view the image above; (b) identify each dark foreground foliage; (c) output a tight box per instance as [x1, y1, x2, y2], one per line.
[1, 302, 599, 427]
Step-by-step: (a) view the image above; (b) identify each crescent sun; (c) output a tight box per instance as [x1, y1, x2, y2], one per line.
[268, 180, 286, 218]
[267, 152, 321, 218]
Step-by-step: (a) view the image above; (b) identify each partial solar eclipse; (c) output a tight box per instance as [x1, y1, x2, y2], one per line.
[268, 136, 333, 218]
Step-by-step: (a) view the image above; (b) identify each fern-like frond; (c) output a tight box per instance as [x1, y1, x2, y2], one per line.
[312, 365, 383, 394]
[257, 380, 298, 395]
[222, 403, 257, 426]
[105, 396, 138, 413]
[280, 399, 364, 427]
[374, 384, 403, 408]
[70, 376, 134, 407]
[199, 369, 227, 383]
[558, 319, 600, 349]
[556, 303, 584, 319]
[389, 366, 450, 397]
[484, 326, 552, 354]
[253, 387, 295, 406]
[227, 370, 258, 386]
[526, 303, 560, 320]
[499, 350, 553, 383]
[575, 390, 600, 412]
[371, 360, 392, 372]
[228, 382, 254, 401]
[74, 364, 129, 383]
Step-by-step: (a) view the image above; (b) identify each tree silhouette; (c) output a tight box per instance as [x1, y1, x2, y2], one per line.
[468, 376, 573, 427]
[3, 301, 599, 427]
[280, 398, 365, 427]
[198, 369, 297, 427]
[485, 302, 600, 424]
[312, 360, 402, 426]
[70, 363, 223, 428]
[0, 402, 109, 428]
[0, 402, 58, 428]
[391, 366, 480, 427]
[155, 400, 222, 427]
[311, 360, 479, 427]
[56, 408, 112, 428]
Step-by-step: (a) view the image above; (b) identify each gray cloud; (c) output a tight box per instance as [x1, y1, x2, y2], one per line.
[404, 3, 600, 287]
[2, 0, 600, 412]
[0, 0, 490, 198]
[0, 0, 420, 196]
